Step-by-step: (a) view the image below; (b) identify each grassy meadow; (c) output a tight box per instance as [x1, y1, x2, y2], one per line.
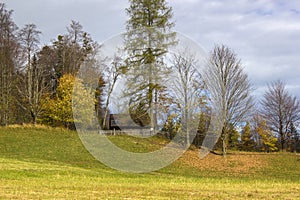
[0, 126, 299, 199]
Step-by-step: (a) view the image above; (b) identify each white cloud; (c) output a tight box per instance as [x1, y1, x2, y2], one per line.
[169, 0, 300, 99]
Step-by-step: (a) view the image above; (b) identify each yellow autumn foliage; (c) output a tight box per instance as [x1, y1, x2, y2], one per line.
[41, 74, 95, 129]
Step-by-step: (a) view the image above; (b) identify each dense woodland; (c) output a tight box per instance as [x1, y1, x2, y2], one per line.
[0, 1, 300, 155]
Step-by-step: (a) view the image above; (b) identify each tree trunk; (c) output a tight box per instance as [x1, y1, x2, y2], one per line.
[222, 138, 227, 157]
[31, 111, 37, 125]
[221, 127, 227, 156]
[281, 139, 285, 152]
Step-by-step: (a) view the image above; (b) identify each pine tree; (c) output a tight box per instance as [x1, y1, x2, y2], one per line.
[124, 0, 176, 132]
[95, 75, 106, 128]
[227, 124, 240, 150]
[194, 111, 211, 147]
[241, 122, 254, 151]
[161, 113, 180, 139]
[289, 122, 299, 152]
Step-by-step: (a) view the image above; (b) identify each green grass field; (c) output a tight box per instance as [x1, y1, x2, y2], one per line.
[0, 126, 299, 199]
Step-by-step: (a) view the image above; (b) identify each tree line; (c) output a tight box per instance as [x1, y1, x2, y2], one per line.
[0, 3, 100, 128]
[0, 1, 299, 156]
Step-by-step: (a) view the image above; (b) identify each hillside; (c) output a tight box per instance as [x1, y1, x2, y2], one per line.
[0, 126, 299, 199]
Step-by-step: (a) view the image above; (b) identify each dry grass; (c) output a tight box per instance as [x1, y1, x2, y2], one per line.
[178, 150, 266, 174]
[5, 123, 61, 130]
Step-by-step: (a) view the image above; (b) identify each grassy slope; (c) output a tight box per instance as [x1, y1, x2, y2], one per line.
[0, 126, 299, 199]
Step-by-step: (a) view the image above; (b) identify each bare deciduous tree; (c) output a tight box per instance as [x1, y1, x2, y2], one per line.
[16, 55, 52, 124]
[0, 3, 19, 125]
[102, 54, 125, 129]
[170, 51, 204, 146]
[204, 44, 254, 156]
[260, 80, 300, 151]
[17, 23, 43, 124]
[18, 24, 41, 70]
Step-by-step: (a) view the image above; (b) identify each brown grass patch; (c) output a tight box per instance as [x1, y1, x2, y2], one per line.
[4, 124, 67, 131]
[178, 150, 267, 174]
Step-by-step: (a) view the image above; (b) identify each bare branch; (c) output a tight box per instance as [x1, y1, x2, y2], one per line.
[203, 44, 254, 155]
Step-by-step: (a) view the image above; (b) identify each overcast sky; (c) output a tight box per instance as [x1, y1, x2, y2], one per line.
[3, 0, 300, 100]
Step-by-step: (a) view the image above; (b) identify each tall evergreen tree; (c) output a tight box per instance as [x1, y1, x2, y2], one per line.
[241, 122, 254, 151]
[227, 124, 240, 150]
[124, 0, 176, 133]
[289, 122, 299, 152]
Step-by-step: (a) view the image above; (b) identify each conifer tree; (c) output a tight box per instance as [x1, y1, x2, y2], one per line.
[124, 0, 176, 132]
[241, 122, 254, 151]
[227, 124, 240, 150]
[289, 122, 299, 152]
